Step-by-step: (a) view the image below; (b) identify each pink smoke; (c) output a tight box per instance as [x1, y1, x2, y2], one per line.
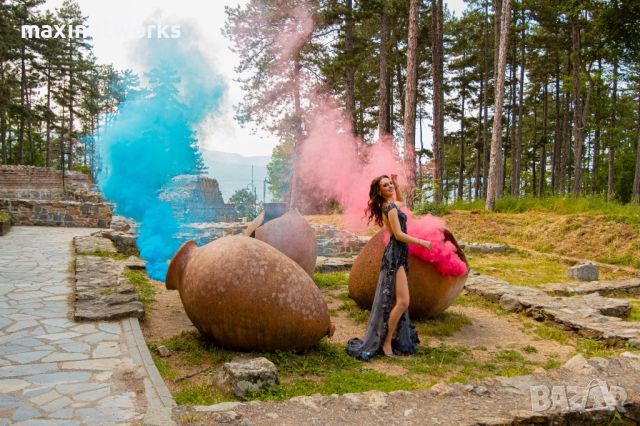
[382, 211, 468, 277]
[275, 4, 314, 66]
[296, 99, 467, 278]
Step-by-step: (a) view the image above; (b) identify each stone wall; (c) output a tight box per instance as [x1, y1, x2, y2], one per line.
[313, 224, 369, 257]
[0, 166, 112, 228]
[184, 221, 369, 258]
[0, 199, 112, 228]
[161, 175, 237, 223]
[0, 165, 96, 200]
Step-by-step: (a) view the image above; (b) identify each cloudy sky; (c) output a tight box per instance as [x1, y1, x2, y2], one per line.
[44, 0, 467, 157]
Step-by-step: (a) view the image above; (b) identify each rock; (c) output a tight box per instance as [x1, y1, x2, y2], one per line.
[216, 357, 278, 398]
[93, 229, 138, 255]
[499, 293, 523, 312]
[568, 262, 599, 282]
[466, 274, 640, 348]
[473, 385, 489, 396]
[110, 215, 135, 233]
[621, 351, 640, 360]
[156, 346, 171, 358]
[562, 354, 596, 374]
[124, 256, 146, 271]
[73, 255, 145, 321]
[429, 383, 461, 397]
[194, 402, 243, 412]
[74, 235, 116, 255]
[315, 256, 355, 273]
[459, 242, 508, 253]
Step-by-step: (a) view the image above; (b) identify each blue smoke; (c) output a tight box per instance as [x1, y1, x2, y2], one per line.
[97, 26, 225, 280]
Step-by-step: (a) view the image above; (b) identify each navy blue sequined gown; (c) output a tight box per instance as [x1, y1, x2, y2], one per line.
[346, 203, 419, 360]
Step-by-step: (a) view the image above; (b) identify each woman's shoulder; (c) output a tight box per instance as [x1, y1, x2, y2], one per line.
[383, 202, 398, 213]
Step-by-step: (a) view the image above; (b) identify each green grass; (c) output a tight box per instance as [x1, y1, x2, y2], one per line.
[445, 195, 640, 219]
[415, 312, 472, 337]
[628, 299, 640, 322]
[0, 211, 10, 222]
[338, 298, 370, 324]
[313, 272, 349, 289]
[174, 382, 230, 406]
[123, 270, 156, 309]
[453, 292, 509, 315]
[533, 322, 617, 358]
[91, 250, 130, 260]
[466, 251, 571, 287]
[152, 331, 234, 366]
[249, 370, 418, 401]
[522, 345, 538, 354]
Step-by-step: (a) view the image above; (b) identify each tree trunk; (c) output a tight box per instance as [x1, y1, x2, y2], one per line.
[46, 65, 52, 168]
[404, 0, 420, 205]
[494, 0, 502, 83]
[486, 0, 512, 210]
[68, 51, 75, 171]
[431, 0, 444, 204]
[475, 78, 483, 200]
[482, 0, 490, 198]
[591, 59, 601, 193]
[570, 16, 584, 197]
[539, 82, 548, 196]
[289, 58, 304, 211]
[345, 0, 356, 134]
[560, 53, 571, 194]
[632, 91, 640, 203]
[503, 38, 516, 198]
[0, 62, 6, 164]
[396, 61, 405, 128]
[551, 31, 561, 194]
[608, 59, 618, 201]
[19, 46, 27, 164]
[0, 109, 5, 165]
[512, 11, 525, 197]
[27, 89, 34, 165]
[378, 0, 389, 138]
[458, 77, 466, 201]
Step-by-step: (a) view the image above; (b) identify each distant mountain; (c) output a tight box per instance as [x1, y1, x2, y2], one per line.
[200, 149, 273, 203]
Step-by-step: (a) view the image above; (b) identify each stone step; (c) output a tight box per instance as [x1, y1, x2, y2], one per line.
[315, 256, 355, 273]
[465, 274, 640, 348]
[543, 279, 640, 297]
[182, 354, 640, 425]
[74, 255, 144, 321]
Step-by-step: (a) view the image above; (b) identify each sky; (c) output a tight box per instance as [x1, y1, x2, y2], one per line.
[43, 0, 467, 157]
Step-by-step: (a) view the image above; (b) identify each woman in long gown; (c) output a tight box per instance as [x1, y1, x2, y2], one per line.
[346, 175, 431, 360]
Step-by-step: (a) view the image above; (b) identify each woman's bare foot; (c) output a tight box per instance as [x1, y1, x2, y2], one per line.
[382, 342, 393, 356]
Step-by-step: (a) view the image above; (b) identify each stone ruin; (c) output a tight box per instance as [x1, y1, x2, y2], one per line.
[160, 175, 237, 224]
[0, 165, 112, 227]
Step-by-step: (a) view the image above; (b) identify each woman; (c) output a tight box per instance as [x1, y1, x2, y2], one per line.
[346, 174, 431, 360]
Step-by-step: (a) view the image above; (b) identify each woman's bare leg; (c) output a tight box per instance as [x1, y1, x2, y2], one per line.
[382, 266, 409, 354]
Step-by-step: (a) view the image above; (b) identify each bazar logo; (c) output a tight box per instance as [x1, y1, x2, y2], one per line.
[21, 23, 181, 39]
[530, 380, 627, 412]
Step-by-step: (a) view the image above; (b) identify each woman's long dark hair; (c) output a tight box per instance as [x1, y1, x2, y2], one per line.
[365, 175, 389, 227]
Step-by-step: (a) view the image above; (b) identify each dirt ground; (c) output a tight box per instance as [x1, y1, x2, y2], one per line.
[142, 281, 574, 370]
[141, 279, 196, 342]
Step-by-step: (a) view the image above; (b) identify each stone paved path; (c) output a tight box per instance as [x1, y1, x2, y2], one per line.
[0, 226, 171, 425]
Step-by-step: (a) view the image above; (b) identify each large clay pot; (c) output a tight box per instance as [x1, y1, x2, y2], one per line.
[348, 229, 468, 318]
[166, 235, 333, 351]
[244, 208, 317, 276]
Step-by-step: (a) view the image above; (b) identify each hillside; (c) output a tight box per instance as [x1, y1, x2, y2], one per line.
[444, 211, 640, 269]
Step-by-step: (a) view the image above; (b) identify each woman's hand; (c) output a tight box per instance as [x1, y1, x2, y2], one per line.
[419, 239, 432, 250]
